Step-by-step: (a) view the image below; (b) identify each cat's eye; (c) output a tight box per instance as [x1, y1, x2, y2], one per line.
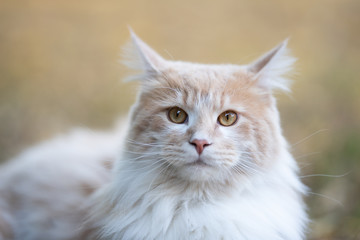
[218, 110, 238, 126]
[167, 107, 188, 124]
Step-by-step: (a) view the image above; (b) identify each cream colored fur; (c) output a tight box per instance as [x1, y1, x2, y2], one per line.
[0, 31, 308, 240]
[0, 124, 126, 240]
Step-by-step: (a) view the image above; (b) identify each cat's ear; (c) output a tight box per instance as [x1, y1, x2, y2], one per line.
[122, 29, 167, 78]
[248, 39, 296, 92]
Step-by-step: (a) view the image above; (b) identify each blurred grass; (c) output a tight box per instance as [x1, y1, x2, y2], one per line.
[0, 0, 359, 239]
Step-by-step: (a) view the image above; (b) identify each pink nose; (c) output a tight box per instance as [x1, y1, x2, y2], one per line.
[190, 139, 211, 155]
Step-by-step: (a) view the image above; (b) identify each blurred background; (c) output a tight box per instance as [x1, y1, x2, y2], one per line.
[0, 0, 359, 238]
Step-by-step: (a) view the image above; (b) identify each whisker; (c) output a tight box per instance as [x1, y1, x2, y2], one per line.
[126, 141, 162, 146]
[298, 161, 316, 170]
[291, 129, 328, 148]
[122, 150, 162, 155]
[228, 166, 252, 183]
[300, 171, 351, 179]
[125, 140, 163, 147]
[120, 159, 167, 174]
[234, 161, 261, 176]
[308, 191, 344, 207]
[163, 49, 174, 60]
[146, 160, 173, 192]
[295, 152, 321, 160]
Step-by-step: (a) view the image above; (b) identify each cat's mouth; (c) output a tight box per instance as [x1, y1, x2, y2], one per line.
[186, 158, 211, 167]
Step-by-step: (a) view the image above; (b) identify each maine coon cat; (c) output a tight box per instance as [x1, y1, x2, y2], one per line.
[0, 31, 308, 240]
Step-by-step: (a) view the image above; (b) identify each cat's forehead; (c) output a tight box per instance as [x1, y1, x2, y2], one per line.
[151, 61, 259, 111]
[161, 61, 252, 92]
[166, 61, 244, 79]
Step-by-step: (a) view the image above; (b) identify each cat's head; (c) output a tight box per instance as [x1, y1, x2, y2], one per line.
[123, 30, 295, 184]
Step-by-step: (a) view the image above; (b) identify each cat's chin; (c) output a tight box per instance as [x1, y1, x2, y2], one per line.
[177, 158, 220, 182]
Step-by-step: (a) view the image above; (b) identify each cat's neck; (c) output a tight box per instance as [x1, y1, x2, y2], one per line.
[146, 175, 245, 202]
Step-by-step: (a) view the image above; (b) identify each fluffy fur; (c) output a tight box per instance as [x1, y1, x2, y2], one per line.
[0, 32, 308, 240]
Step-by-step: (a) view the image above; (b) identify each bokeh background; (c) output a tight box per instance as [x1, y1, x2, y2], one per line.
[0, 0, 359, 239]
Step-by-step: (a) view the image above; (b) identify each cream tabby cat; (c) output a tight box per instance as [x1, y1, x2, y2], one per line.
[0, 31, 308, 240]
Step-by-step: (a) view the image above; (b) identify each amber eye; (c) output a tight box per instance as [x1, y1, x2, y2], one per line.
[167, 107, 188, 124]
[218, 110, 238, 126]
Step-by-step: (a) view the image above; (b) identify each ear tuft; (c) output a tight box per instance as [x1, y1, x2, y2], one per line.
[248, 39, 296, 92]
[121, 28, 167, 81]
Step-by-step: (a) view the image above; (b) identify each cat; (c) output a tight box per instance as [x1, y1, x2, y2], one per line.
[0, 30, 308, 240]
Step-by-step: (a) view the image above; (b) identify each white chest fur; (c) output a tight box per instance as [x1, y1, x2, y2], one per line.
[95, 161, 307, 240]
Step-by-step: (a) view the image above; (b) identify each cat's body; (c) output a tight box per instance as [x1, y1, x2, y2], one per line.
[0, 32, 308, 240]
[0, 126, 125, 240]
